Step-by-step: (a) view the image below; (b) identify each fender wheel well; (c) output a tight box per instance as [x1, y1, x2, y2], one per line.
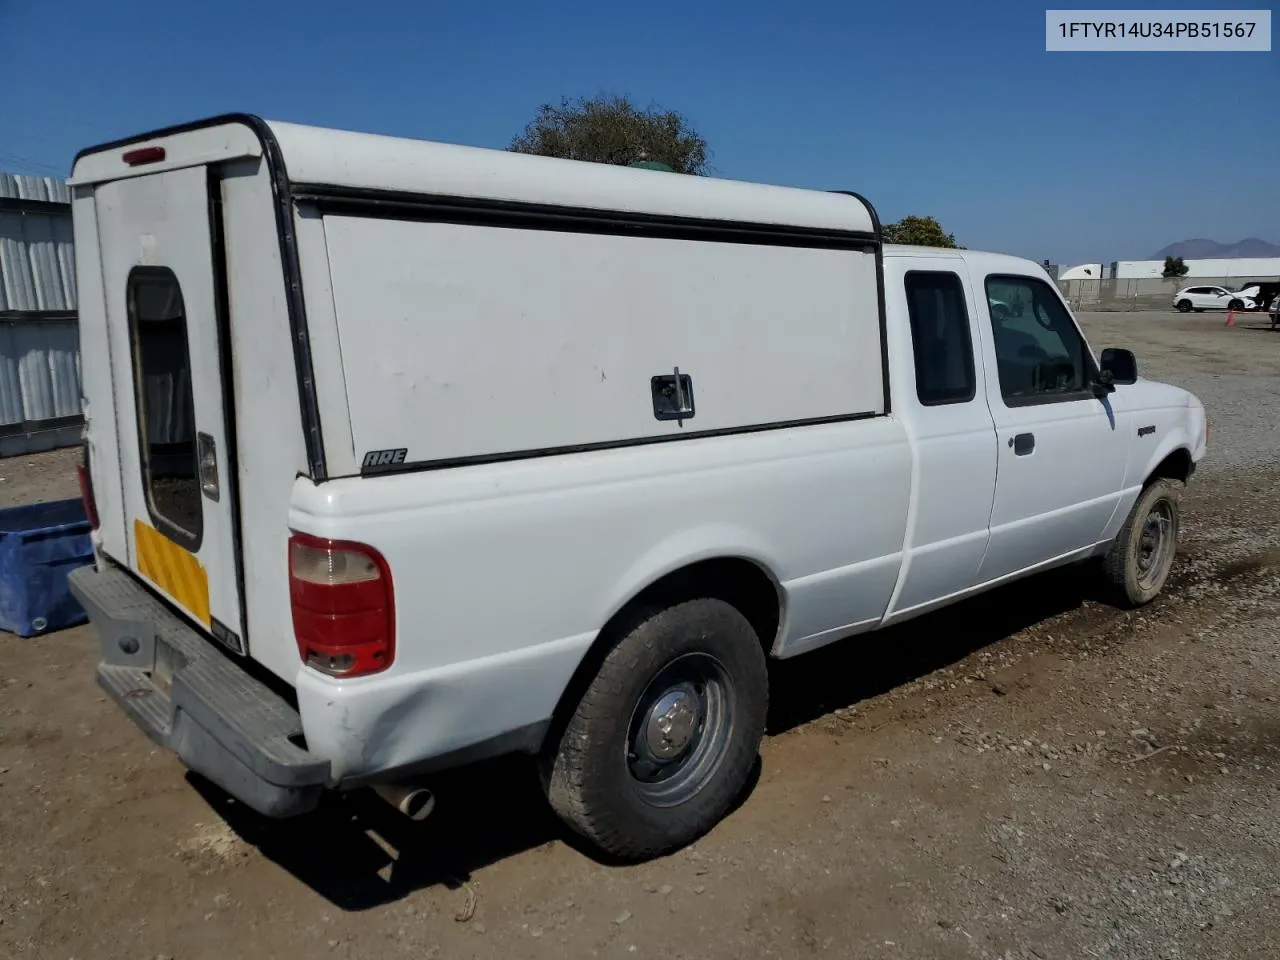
[540, 558, 781, 753]
[1147, 448, 1192, 486]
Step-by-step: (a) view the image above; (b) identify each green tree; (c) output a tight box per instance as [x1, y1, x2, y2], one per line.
[509, 94, 710, 175]
[1161, 256, 1189, 279]
[881, 215, 960, 248]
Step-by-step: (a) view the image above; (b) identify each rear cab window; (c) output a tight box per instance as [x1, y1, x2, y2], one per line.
[903, 271, 976, 406]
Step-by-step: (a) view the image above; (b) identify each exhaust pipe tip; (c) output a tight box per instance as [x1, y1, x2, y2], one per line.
[373, 783, 436, 821]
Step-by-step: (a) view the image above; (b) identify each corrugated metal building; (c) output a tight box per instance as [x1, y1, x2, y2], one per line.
[0, 172, 82, 457]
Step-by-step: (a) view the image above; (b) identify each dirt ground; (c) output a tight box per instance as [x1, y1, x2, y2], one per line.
[1, 311, 1277, 960]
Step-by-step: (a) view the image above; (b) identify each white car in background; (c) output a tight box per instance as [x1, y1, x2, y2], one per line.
[1173, 285, 1256, 313]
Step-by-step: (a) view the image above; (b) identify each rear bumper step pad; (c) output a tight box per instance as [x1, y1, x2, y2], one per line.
[69, 563, 329, 817]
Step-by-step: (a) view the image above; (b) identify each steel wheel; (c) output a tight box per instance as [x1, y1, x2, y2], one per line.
[541, 597, 768, 860]
[626, 653, 734, 808]
[1135, 499, 1175, 592]
[1100, 478, 1183, 607]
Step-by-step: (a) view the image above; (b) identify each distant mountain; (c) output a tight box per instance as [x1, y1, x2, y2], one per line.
[1149, 238, 1280, 259]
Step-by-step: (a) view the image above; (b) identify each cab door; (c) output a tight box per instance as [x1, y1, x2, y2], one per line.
[94, 165, 245, 653]
[883, 261, 998, 618]
[971, 271, 1129, 584]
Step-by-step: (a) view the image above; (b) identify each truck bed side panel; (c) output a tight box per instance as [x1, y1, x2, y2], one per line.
[290, 418, 911, 780]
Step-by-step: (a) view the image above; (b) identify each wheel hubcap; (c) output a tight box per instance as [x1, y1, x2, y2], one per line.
[626, 653, 734, 807]
[644, 685, 701, 759]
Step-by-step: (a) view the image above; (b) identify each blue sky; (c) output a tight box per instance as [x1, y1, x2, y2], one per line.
[1, 0, 1276, 265]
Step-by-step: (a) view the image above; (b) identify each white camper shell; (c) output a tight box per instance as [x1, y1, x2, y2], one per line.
[69, 115, 1207, 860]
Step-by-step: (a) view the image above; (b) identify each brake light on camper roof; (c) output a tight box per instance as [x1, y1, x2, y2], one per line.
[289, 532, 395, 677]
[122, 146, 165, 166]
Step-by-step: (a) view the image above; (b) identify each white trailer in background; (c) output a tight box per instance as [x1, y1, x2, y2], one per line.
[1113, 257, 1280, 279]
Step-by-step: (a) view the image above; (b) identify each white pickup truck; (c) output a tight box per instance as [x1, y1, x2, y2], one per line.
[68, 115, 1207, 861]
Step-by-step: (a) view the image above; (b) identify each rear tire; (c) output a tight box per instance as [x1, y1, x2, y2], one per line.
[1176, 300, 1192, 313]
[1100, 479, 1182, 607]
[542, 597, 768, 861]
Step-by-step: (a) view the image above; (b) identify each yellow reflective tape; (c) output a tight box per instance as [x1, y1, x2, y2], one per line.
[133, 519, 210, 626]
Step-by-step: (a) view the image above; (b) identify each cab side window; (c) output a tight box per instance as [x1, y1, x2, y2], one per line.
[985, 275, 1090, 404]
[904, 271, 976, 406]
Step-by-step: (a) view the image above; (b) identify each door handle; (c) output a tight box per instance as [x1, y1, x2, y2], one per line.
[1010, 432, 1035, 456]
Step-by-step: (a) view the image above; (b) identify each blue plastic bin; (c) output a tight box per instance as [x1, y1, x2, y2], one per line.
[0, 498, 94, 638]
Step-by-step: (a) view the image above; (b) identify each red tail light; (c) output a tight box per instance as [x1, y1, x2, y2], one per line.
[289, 532, 394, 677]
[77, 443, 100, 531]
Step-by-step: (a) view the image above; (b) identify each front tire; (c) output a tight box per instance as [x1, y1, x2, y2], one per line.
[542, 597, 768, 861]
[1228, 299, 1244, 311]
[1101, 479, 1182, 607]
[1176, 299, 1192, 313]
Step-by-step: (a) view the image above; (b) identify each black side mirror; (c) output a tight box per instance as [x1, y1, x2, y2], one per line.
[1100, 347, 1138, 385]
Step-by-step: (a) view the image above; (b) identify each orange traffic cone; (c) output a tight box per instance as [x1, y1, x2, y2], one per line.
[1225, 309, 1236, 327]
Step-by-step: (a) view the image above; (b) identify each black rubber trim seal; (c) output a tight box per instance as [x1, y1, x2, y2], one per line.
[828, 191, 891, 416]
[293, 182, 880, 250]
[75, 114, 328, 481]
[206, 166, 250, 653]
[361, 411, 880, 477]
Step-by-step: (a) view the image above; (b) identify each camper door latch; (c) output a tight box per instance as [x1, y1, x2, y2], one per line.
[651, 367, 695, 426]
[196, 432, 220, 502]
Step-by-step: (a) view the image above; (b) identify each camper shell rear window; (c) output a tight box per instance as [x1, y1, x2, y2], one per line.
[126, 267, 203, 548]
